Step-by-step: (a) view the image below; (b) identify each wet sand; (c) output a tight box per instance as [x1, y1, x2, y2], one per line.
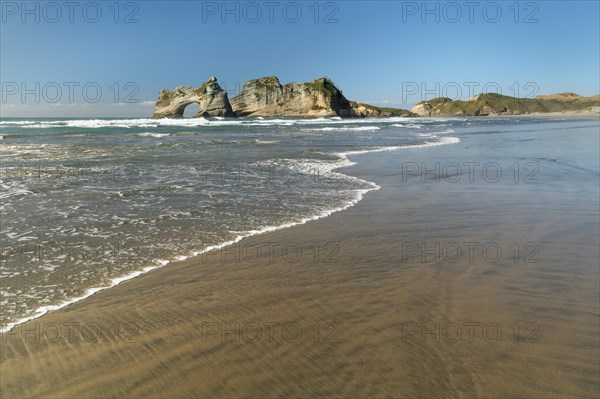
[1, 119, 599, 398]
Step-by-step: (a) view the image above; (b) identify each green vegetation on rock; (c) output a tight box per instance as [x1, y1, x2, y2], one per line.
[358, 103, 414, 117]
[253, 77, 281, 91]
[303, 78, 340, 99]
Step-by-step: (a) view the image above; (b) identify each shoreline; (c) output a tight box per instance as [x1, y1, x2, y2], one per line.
[1, 112, 598, 122]
[1, 134, 463, 334]
[0, 149, 377, 334]
[1, 119, 598, 398]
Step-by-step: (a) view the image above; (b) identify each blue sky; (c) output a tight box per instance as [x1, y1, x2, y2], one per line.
[1, 0, 599, 116]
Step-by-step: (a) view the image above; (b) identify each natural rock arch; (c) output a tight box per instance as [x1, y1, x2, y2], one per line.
[182, 102, 200, 118]
[153, 77, 234, 118]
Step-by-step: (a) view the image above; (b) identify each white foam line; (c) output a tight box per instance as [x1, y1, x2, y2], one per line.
[336, 136, 460, 157]
[0, 135, 460, 334]
[0, 265, 159, 333]
[3, 116, 424, 129]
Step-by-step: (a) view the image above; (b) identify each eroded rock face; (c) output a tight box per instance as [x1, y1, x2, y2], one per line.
[153, 77, 234, 118]
[348, 102, 413, 117]
[230, 76, 360, 118]
[412, 97, 453, 116]
[411, 102, 434, 116]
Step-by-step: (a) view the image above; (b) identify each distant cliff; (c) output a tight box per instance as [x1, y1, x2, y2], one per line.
[153, 76, 413, 118]
[411, 93, 600, 116]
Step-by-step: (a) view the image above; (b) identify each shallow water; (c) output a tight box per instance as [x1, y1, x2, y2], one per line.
[0, 115, 594, 329]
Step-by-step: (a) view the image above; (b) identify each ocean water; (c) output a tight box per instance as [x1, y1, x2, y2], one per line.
[0, 115, 586, 330]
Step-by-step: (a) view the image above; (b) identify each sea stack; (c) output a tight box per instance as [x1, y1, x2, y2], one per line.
[153, 76, 235, 118]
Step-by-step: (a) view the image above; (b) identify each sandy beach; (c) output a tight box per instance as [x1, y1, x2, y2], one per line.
[1, 118, 599, 398]
[528, 109, 600, 118]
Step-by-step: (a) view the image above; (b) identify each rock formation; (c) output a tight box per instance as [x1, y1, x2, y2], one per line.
[411, 98, 451, 117]
[153, 77, 234, 118]
[152, 75, 414, 118]
[348, 102, 414, 118]
[228, 76, 415, 118]
[230, 76, 361, 117]
[153, 76, 364, 118]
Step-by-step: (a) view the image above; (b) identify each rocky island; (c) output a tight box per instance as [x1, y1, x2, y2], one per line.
[153, 76, 413, 118]
[153, 76, 599, 119]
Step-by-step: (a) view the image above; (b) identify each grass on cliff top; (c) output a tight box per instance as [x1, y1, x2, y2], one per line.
[359, 103, 414, 116]
[194, 79, 215, 95]
[254, 76, 281, 87]
[303, 78, 341, 98]
[242, 76, 343, 100]
[156, 89, 182, 106]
